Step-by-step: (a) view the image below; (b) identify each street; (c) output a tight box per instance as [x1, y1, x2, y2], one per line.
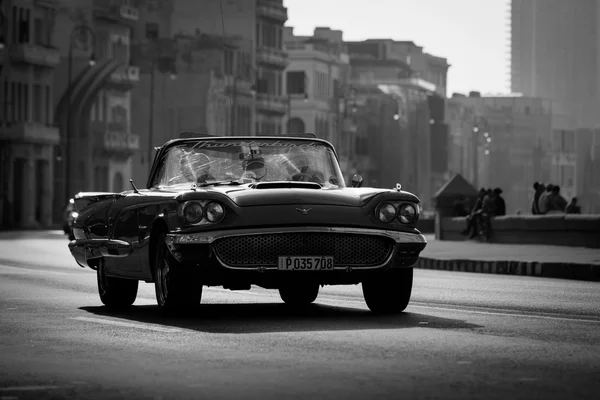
[1, 231, 599, 400]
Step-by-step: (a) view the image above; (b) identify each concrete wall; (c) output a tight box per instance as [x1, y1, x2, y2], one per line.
[437, 215, 600, 248]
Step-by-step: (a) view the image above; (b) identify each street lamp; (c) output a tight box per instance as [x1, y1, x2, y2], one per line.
[64, 25, 96, 204]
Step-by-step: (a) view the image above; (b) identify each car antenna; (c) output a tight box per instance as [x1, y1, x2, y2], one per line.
[129, 179, 140, 194]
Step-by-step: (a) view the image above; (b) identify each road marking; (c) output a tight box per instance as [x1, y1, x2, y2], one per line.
[457, 361, 472, 365]
[0, 386, 61, 391]
[69, 317, 182, 333]
[210, 288, 600, 324]
[1, 396, 19, 400]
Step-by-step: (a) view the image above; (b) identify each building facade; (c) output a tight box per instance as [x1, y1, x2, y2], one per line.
[283, 26, 353, 174]
[50, 0, 141, 223]
[511, 0, 600, 211]
[344, 39, 449, 210]
[447, 93, 554, 214]
[255, 0, 288, 135]
[0, 0, 61, 229]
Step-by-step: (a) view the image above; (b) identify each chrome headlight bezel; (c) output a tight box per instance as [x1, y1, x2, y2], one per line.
[375, 202, 397, 223]
[205, 201, 226, 223]
[183, 201, 204, 224]
[397, 203, 417, 224]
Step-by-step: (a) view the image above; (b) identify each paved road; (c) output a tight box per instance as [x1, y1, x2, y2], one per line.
[1, 231, 599, 399]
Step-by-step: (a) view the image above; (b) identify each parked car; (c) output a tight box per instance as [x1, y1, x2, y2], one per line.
[68, 133, 427, 313]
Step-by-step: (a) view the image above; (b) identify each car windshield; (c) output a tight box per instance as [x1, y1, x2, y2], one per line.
[151, 138, 346, 189]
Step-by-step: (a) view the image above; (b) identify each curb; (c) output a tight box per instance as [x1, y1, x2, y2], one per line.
[415, 257, 600, 282]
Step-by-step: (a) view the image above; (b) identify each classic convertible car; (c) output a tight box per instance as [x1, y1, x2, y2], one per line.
[68, 133, 427, 313]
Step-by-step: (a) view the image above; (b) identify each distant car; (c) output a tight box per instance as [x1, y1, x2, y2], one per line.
[62, 199, 78, 240]
[68, 133, 427, 313]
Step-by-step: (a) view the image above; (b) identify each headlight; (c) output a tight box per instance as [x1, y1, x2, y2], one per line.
[398, 203, 417, 224]
[71, 211, 79, 219]
[376, 202, 396, 223]
[205, 202, 225, 223]
[183, 202, 204, 224]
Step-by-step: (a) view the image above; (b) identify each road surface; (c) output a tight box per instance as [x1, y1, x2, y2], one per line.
[0, 231, 599, 399]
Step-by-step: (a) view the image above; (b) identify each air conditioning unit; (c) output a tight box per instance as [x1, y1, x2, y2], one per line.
[127, 66, 140, 81]
[120, 5, 139, 21]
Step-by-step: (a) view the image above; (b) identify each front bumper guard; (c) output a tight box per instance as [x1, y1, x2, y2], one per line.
[68, 238, 133, 268]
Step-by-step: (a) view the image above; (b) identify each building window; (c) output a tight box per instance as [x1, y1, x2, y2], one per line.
[287, 71, 306, 95]
[19, 8, 30, 44]
[33, 84, 42, 123]
[45, 85, 51, 125]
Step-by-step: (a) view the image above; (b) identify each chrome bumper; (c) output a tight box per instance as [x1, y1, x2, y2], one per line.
[166, 226, 426, 271]
[166, 226, 427, 245]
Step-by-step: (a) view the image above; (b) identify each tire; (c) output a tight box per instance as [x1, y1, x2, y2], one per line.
[362, 268, 413, 314]
[97, 259, 138, 308]
[279, 284, 320, 306]
[153, 232, 202, 311]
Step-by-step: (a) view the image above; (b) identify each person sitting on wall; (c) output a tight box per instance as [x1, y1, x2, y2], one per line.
[493, 188, 506, 216]
[538, 183, 554, 214]
[546, 185, 568, 214]
[532, 182, 545, 214]
[566, 197, 581, 214]
[461, 188, 486, 238]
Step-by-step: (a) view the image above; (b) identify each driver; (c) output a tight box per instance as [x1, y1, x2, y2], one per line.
[283, 150, 323, 183]
[241, 156, 267, 181]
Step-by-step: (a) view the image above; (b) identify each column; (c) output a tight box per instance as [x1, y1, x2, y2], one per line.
[40, 157, 52, 227]
[20, 158, 37, 228]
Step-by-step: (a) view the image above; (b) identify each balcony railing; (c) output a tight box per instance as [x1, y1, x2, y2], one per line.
[10, 44, 60, 68]
[256, 46, 289, 69]
[0, 122, 60, 145]
[104, 131, 140, 153]
[256, 0, 288, 22]
[255, 93, 287, 115]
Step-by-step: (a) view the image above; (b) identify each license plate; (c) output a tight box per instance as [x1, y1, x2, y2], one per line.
[277, 256, 334, 270]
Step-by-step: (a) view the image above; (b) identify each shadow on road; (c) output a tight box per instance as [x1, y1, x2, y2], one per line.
[79, 302, 482, 334]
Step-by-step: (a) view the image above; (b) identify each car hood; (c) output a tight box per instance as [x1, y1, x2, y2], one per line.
[207, 184, 391, 207]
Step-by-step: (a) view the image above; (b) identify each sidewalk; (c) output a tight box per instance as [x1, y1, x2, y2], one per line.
[417, 235, 600, 282]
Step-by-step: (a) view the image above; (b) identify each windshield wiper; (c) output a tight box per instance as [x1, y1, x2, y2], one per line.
[196, 180, 244, 188]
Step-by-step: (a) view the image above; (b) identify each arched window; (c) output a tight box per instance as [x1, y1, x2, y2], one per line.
[113, 172, 124, 193]
[287, 117, 305, 134]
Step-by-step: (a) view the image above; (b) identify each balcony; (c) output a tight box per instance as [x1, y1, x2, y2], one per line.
[256, 46, 289, 69]
[107, 65, 140, 90]
[94, 1, 140, 24]
[10, 44, 60, 68]
[104, 130, 140, 156]
[0, 122, 60, 145]
[255, 93, 288, 115]
[256, 0, 288, 22]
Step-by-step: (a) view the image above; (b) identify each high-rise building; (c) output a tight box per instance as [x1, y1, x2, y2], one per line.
[511, 0, 600, 211]
[0, 0, 61, 228]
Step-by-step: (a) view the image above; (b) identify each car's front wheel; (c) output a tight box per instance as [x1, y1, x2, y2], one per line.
[279, 284, 320, 306]
[97, 259, 139, 308]
[362, 268, 413, 314]
[153, 232, 202, 311]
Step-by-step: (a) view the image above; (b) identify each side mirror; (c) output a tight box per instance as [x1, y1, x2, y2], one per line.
[351, 174, 363, 188]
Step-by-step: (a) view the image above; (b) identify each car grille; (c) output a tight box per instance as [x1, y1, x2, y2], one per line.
[213, 232, 394, 268]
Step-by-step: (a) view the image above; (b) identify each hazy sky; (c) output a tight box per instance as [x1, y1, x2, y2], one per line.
[284, 0, 510, 96]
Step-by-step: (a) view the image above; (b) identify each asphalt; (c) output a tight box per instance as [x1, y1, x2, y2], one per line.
[0, 231, 599, 399]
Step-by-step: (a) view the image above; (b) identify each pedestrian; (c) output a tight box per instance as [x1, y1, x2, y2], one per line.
[547, 185, 567, 213]
[538, 183, 553, 214]
[461, 188, 486, 238]
[566, 197, 581, 214]
[493, 188, 506, 216]
[532, 182, 545, 214]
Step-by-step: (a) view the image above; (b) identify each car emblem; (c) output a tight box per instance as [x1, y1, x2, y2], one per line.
[296, 208, 312, 215]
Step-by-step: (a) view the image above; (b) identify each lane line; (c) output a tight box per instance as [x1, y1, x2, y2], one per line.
[69, 317, 182, 333]
[209, 288, 600, 324]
